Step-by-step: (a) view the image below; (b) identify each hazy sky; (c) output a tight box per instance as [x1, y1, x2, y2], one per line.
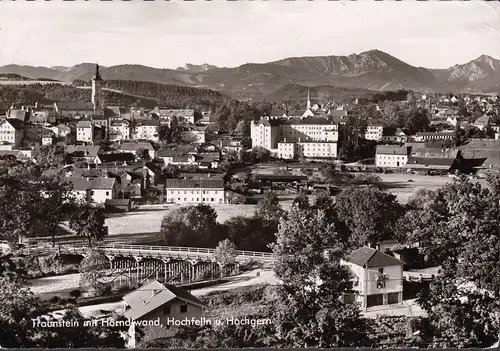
[0, 1, 499, 69]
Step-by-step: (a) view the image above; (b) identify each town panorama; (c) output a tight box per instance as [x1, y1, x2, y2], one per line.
[0, 0, 499, 349]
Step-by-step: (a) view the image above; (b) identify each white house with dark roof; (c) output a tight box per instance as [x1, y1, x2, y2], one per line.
[165, 174, 225, 204]
[0, 118, 24, 146]
[69, 177, 118, 204]
[112, 141, 155, 159]
[123, 280, 206, 348]
[375, 145, 411, 167]
[341, 247, 404, 310]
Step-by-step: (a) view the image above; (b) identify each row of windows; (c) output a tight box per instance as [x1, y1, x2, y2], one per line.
[168, 198, 222, 203]
[168, 190, 220, 195]
[378, 155, 406, 160]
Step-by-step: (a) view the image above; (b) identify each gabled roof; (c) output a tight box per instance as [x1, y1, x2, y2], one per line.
[76, 121, 93, 128]
[2, 118, 24, 130]
[123, 280, 205, 320]
[66, 145, 102, 157]
[7, 109, 28, 121]
[165, 178, 224, 189]
[98, 153, 135, 163]
[348, 247, 403, 268]
[404, 157, 456, 169]
[69, 177, 116, 191]
[113, 142, 154, 151]
[376, 145, 411, 156]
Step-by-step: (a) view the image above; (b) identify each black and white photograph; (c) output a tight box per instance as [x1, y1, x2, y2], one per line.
[0, 0, 499, 348]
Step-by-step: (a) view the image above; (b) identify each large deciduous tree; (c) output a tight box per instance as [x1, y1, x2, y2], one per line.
[399, 177, 500, 347]
[335, 186, 403, 247]
[270, 205, 369, 347]
[69, 203, 108, 246]
[160, 204, 222, 248]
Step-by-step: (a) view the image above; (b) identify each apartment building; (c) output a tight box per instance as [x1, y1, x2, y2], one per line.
[132, 120, 159, 142]
[108, 119, 131, 141]
[365, 125, 384, 141]
[251, 116, 339, 156]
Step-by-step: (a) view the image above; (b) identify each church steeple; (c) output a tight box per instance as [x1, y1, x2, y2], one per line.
[92, 63, 104, 111]
[307, 88, 311, 110]
[93, 63, 103, 81]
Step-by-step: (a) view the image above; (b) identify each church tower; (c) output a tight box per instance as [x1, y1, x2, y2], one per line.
[91, 63, 104, 111]
[307, 88, 311, 110]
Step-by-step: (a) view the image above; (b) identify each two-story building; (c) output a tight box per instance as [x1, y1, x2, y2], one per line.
[342, 247, 404, 310]
[69, 177, 118, 204]
[375, 145, 411, 167]
[165, 174, 225, 204]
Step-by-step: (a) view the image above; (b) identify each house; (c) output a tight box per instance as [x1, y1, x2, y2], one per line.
[112, 141, 155, 159]
[29, 104, 56, 124]
[473, 115, 491, 131]
[123, 280, 206, 348]
[65, 145, 103, 163]
[150, 108, 196, 125]
[381, 127, 407, 143]
[341, 247, 404, 309]
[76, 121, 97, 143]
[53, 124, 72, 138]
[132, 120, 159, 142]
[69, 177, 118, 204]
[96, 153, 136, 165]
[364, 125, 384, 141]
[165, 174, 225, 204]
[41, 130, 55, 145]
[0, 118, 24, 146]
[54, 102, 95, 118]
[108, 119, 131, 141]
[414, 131, 456, 142]
[181, 125, 207, 143]
[6, 107, 29, 122]
[375, 145, 411, 168]
[197, 152, 221, 169]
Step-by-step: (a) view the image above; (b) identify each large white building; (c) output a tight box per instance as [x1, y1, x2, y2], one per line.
[165, 174, 225, 204]
[251, 115, 339, 159]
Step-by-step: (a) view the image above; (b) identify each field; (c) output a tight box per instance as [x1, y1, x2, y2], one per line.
[104, 202, 293, 236]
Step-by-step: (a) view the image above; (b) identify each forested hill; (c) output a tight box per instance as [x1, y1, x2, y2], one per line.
[0, 80, 233, 111]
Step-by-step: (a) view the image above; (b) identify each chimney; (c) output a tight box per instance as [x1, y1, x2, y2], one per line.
[208, 173, 211, 178]
[21, 106, 25, 111]
[35, 101, 38, 108]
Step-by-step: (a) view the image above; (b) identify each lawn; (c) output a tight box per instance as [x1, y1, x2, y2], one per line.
[105, 201, 293, 236]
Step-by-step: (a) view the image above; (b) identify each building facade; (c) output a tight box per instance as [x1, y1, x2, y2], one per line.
[375, 145, 411, 167]
[365, 125, 384, 141]
[0, 118, 24, 146]
[165, 177, 225, 204]
[341, 247, 404, 310]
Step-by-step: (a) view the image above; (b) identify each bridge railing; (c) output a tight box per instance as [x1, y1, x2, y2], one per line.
[57, 243, 274, 259]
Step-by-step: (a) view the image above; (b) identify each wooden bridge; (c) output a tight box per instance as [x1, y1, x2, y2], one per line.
[43, 243, 273, 287]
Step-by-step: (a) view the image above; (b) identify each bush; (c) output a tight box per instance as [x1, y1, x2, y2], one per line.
[70, 289, 82, 299]
[50, 295, 60, 303]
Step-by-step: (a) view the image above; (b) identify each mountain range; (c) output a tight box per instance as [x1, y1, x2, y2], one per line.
[1, 50, 499, 98]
